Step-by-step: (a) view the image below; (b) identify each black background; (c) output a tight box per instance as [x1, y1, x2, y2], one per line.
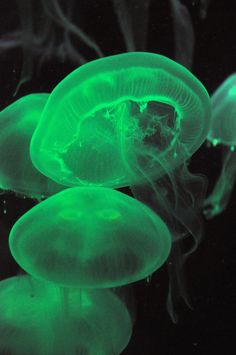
[0, 1, 235, 354]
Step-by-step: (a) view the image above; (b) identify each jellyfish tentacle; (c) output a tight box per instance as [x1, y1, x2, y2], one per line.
[41, 0, 104, 58]
[129, 145, 206, 323]
[169, 0, 195, 70]
[167, 242, 193, 324]
[204, 147, 236, 219]
[112, 0, 151, 51]
[14, 0, 34, 95]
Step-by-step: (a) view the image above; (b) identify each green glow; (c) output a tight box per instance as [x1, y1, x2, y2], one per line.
[30, 52, 210, 187]
[208, 73, 236, 146]
[204, 74, 236, 219]
[204, 146, 236, 219]
[9, 186, 172, 288]
[0, 94, 65, 200]
[0, 275, 132, 355]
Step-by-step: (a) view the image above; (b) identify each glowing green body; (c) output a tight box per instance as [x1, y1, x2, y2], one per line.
[30, 52, 210, 187]
[0, 94, 65, 199]
[9, 186, 172, 288]
[0, 276, 132, 355]
[208, 73, 236, 146]
[204, 74, 236, 218]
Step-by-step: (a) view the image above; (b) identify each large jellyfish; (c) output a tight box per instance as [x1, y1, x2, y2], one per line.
[0, 93, 65, 200]
[204, 73, 236, 219]
[29, 52, 211, 321]
[0, 275, 132, 355]
[9, 186, 172, 288]
[30, 52, 210, 187]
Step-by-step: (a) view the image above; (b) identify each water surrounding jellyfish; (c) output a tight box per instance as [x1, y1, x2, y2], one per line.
[112, 0, 194, 70]
[0, 275, 132, 355]
[0, 1, 199, 93]
[204, 74, 236, 219]
[0, 0, 103, 93]
[30, 52, 210, 188]
[0, 93, 65, 200]
[9, 186, 172, 288]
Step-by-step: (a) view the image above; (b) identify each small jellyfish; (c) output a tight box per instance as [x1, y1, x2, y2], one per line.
[204, 73, 236, 219]
[0, 93, 65, 200]
[30, 52, 210, 188]
[9, 186, 172, 288]
[0, 275, 132, 355]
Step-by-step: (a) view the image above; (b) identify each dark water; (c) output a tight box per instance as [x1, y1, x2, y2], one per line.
[0, 1, 235, 354]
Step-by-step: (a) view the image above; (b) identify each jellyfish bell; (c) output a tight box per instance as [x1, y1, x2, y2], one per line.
[30, 52, 211, 188]
[9, 186, 172, 288]
[0, 93, 65, 200]
[0, 275, 132, 355]
[207, 73, 236, 147]
[204, 73, 236, 219]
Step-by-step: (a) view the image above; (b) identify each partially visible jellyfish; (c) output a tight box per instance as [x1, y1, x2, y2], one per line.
[0, 275, 132, 355]
[9, 186, 172, 288]
[0, 93, 65, 200]
[204, 73, 236, 219]
[29, 52, 211, 321]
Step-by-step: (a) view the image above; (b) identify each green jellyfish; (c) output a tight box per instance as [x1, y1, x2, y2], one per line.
[30, 52, 210, 188]
[0, 93, 65, 200]
[0, 275, 132, 355]
[9, 186, 172, 288]
[204, 73, 236, 219]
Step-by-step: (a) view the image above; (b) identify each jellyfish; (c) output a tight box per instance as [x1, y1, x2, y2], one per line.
[0, 275, 132, 355]
[29, 52, 211, 321]
[9, 186, 172, 288]
[204, 73, 236, 219]
[0, 93, 65, 200]
[30, 52, 210, 187]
